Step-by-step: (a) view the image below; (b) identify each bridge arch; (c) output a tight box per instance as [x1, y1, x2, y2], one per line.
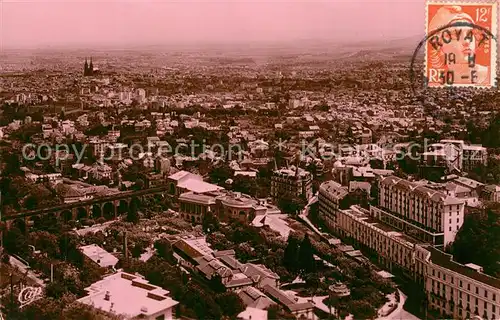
[61, 210, 73, 223]
[118, 200, 129, 216]
[103, 202, 115, 220]
[130, 197, 141, 208]
[168, 182, 176, 195]
[76, 207, 87, 220]
[91, 204, 102, 219]
[40, 212, 58, 232]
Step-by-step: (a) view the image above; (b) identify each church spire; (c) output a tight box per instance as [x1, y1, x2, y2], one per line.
[84, 57, 89, 76]
[89, 57, 94, 76]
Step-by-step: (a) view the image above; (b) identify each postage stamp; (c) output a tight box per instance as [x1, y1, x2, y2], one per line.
[425, 0, 498, 88]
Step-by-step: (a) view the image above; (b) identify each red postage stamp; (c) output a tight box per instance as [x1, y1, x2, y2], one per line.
[426, 1, 498, 87]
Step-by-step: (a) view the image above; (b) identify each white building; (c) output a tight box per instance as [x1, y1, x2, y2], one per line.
[439, 139, 488, 172]
[423, 247, 500, 320]
[77, 271, 179, 319]
[79, 244, 118, 268]
[377, 176, 465, 247]
[167, 170, 223, 197]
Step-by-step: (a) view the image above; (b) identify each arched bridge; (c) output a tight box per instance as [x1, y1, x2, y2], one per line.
[2, 185, 172, 231]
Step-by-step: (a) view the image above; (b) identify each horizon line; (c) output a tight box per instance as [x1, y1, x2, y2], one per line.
[0, 34, 425, 52]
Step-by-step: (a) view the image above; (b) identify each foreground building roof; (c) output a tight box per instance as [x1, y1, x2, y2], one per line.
[77, 271, 179, 319]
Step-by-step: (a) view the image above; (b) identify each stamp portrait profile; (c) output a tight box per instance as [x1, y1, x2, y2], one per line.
[425, 1, 498, 87]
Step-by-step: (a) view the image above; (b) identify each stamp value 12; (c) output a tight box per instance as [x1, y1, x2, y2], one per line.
[426, 1, 498, 87]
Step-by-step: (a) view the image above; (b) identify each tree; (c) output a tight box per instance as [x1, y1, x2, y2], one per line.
[349, 300, 377, 320]
[278, 195, 306, 215]
[283, 234, 300, 272]
[30, 231, 60, 258]
[298, 234, 315, 275]
[232, 176, 258, 197]
[450, 204, 500, 277]
[267, 305, 296, 320]
[202, 210, 219, 233]
[215, 292, 245, 318]
[206, 232, 231, 250]
[2, 153, 21, 176]
[180, 283, 222, 319]
[134, 179, 145, 191]
[154, 238, 174, 262]
[303, 272, 320, 292]
[3, 227, 28, 257]
[63, 302, 122, 320]
[127, 200, 139, 223]
[24, 195, 38, 210]
[209, 165, 233, 184]
[58, 232, 83, 266]
[46, 281, 69, 299]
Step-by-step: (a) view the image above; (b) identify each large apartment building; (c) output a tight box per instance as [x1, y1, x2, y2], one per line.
[440, 139, 488, 173]
[318, 181, 349, 231]
[271, 166, 313, 203]
[333, 205, 427, 281]
[421, 140, 487, 175]
[424, 247, 500, 320]
[377, 176, 465, 247]
[318, 177, 500, 320]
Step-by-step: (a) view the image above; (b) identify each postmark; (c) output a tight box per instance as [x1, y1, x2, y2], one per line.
[425, 1, 498, 88]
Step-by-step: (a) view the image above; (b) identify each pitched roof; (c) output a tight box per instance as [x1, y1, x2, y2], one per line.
[241, 263, 280, 281]
[261, 285, 314, 312]
[55, 183, 84, 198]
[237, 286, 276, 309]
[79, 244, 118, 268]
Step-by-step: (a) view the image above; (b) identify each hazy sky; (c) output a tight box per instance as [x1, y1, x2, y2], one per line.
[1, 0, 424, 49]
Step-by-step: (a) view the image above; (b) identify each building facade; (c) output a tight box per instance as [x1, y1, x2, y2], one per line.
[423, 247, 500, 320]
[318, 181, 349, 231]
[178, 191, 280, 225]
[318, 179, 500, 320]
[271, 166, 313, 204]
[377, 176, 465, 247]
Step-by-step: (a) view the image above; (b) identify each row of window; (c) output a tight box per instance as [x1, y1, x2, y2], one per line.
[337, 209, 498, 320]
[431, 296, 496, 320]
[179, 202, 208, 215]
[431, 269, 498, 303]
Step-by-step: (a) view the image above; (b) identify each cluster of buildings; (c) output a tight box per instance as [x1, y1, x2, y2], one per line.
[166, 170, 283, 226]
[172, 236, 314, 319]
[421, 139, 488, 179]
[318, 175, 500, 320]
[3, 51, 500, 320]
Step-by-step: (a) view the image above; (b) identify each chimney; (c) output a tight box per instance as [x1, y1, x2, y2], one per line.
[104, 291, 111, 301]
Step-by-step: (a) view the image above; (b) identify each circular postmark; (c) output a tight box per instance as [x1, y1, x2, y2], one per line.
[410, 20, 498, 100]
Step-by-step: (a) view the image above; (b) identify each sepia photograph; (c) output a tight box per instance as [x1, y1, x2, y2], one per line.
[0, 0, 499, 319]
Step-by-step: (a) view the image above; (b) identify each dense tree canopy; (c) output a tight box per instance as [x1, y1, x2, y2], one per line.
[450, 203, 500, 277]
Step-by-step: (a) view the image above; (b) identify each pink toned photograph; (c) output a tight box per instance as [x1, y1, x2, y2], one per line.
[0, 1, 499, 320]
